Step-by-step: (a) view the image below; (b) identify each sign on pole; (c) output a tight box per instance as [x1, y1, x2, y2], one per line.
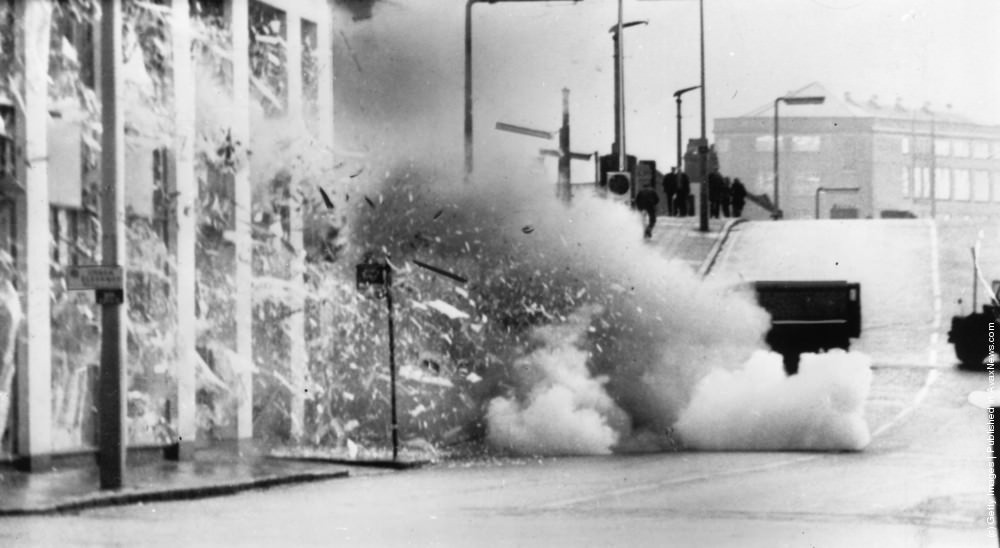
[65, 265, 124, 291]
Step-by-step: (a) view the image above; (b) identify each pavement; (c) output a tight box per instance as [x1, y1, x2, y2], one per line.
[0, 441, 429, 516]
[647, 213, 741, 275]
[0, 213, 734, 518]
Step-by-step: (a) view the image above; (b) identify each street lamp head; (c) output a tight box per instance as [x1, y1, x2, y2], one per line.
[673, 85, 701, 98]
[780, 95, 826, 105]
[609, 20, 649, 33]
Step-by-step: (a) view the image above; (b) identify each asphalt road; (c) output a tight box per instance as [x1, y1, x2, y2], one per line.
[0, 363, 991, 548]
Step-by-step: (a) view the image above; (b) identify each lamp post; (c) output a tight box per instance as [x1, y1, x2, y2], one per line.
[697, 0, 708, 231]
[609, 18, 647, 175]
[464, 0, 582, 181]
[673, 84, 699, 179]
[773, 94, 825, 218]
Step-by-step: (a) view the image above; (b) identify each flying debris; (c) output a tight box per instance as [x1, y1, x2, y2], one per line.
[521, 225, 535, 234]
[364, 196, 376, 209]
[412, 259, 468, 284]
[424, 300, 470, 321]
[432, 209, 444, 220]
[318, 187, 336, 209]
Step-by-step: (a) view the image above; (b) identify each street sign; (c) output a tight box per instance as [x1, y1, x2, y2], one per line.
[356, 262, 389, 290]
[66, 265, 124, 290]
[95, 289, 124, 306]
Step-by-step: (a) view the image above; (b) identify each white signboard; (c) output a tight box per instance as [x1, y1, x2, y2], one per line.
[66, 265, 124, 290]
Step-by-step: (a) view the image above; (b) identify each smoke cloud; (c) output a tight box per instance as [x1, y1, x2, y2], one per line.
[328, 4, 875, 457]
[486, 306, 625, 455]
[674, 349, 873, 451]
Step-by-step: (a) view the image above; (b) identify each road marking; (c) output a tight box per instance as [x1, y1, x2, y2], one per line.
[537, 455, 819, 510]
[927, 220, 942, 367]
[871, 368, 940, 439]
[707, 225, 741, 278]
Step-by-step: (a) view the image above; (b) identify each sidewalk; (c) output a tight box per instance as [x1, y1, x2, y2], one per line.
[647, 214, 743, 275]
[0, 443, 358, 516]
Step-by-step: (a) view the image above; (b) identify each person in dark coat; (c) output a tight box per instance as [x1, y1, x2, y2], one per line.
[720, 176, 732, 217]
[675, 171, 691, 217]
[662, 167, 679, 216]
[707, 168, 724, 219]
[730, 177, 747, 217]
[634, 182, 660, 238]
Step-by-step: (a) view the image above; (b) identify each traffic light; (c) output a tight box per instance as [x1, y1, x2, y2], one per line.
[606, 171, 631, 196]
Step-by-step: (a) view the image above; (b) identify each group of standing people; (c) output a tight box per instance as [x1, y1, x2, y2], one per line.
[707, 169, 747, 218]
[634, 166, 751, 240]
[661, 168, 693, 217]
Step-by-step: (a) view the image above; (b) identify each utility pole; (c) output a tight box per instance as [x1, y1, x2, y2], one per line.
[98, 0, 127, 490]
[615, 0, 626, 173]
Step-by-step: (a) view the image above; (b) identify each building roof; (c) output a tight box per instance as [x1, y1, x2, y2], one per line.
[738, 82, 974, 125]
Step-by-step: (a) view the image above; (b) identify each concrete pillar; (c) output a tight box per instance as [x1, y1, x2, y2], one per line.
[171, 0, 197, 460]
[284, 9, 306, 442]
[316, 10, 334, 149]
[228, 0, 254, 444]
[13, 0, 53, 472]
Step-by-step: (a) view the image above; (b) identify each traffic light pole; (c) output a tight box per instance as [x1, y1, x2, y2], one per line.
[385, 274, 398, 461]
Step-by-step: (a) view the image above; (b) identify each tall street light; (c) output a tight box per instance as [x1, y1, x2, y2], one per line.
[464, 0, 582, 181]
[609, 18, 647, 174]
[673, 84, 699, 178]
[773, 94, 825, 218]
[696, 0, 708, 231]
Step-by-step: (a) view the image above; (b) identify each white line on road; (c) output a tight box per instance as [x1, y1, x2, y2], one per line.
[928, 219, 942, 367]
[537, 455, 819, 510]
[871, 368, 941, 439]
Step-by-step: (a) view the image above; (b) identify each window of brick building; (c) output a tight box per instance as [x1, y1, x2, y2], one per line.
[934, 168, 951, 200]
[952, 169, 971, 201]
[973, 171, 990, 202]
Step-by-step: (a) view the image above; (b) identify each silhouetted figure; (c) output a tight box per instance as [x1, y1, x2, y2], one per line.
[721, 176, 732, 217]
[708, 168, 724, 219]
[676, 172, 691, 217]
[662, 167, 679, 216]
[730, 178, 747, 217]
[634, 183, 660, 238]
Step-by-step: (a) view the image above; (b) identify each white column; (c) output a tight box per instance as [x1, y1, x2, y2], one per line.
[14, 0, 53, 472]
[316, 7, 334, 148]
[228, 0, 254, 443]
[171, 0, 197, 459]
[285, 9, 306, 442]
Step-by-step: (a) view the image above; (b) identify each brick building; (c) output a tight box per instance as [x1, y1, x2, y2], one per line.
[713, 82, 1000, 220]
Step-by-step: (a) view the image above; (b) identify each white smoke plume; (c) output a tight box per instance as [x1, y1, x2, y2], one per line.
[486, 306, 626, 455]
[674, 349, 873, 451]
[328, 5, 875, 457]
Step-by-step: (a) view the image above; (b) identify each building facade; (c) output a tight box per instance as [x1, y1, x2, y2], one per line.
[714, 83, 1000, 220]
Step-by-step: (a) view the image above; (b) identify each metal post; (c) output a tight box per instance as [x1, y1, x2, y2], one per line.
[814, 187, 860, 219]
[697, 0, 708, 232]
[773, 97, 781, 217]
[676, 95, 682, 176]
[464, 0, 475, 180]
[99, 0, 127, 489]
[616, 0, 626, 173]
[385, 268, 398, 461]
